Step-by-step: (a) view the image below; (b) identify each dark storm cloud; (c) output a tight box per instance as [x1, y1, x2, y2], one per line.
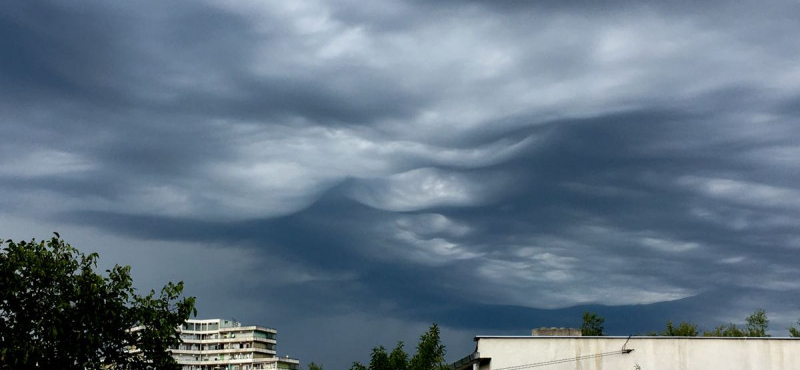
[0, 2, 123, 101]
[3, 0, 800, 368]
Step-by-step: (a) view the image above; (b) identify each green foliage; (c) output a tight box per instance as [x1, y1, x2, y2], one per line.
[702, 309, 769, 337]
[0, 234, 196, 369]
[308, 362, 323, 370]
[389, 341, 408, 370]
[661, 320, 698, 336]
[370, 346, 390, 370]
[744, 309, 769, 337]
[353, 324, 444, 370]
[410, 324, 448, 370]
[789, 321, 800, 337]
[580, 311, 605, 336]
[703, 323, 745, 337]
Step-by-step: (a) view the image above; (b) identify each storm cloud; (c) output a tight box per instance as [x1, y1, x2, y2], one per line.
[2, 0, 800, 368]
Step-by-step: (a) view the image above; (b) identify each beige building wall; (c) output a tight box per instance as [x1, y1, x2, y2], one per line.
[472, 336, 800, 370]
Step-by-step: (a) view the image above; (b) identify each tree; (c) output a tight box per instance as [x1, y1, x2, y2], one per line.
[308, 362, 323, 370]
[702, 309, 769, 337]
[789, 321, 800, 337]
[410, 323, 447, 370]
[744, 309, 769, 337]
[661, 320, 698, 336]
[580, 312, 604, 336]
[703, 323, 745, 337]
[0, 234, 196, 369]
[389, 341, 408, 370]
[369, 346, 390, 370]
[351, 324, 445, 370]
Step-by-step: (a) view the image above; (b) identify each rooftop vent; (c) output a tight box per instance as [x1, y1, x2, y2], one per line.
[532, 327, 582, 336]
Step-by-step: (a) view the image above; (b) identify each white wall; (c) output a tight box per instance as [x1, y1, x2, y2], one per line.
[475, 337, 800, 370]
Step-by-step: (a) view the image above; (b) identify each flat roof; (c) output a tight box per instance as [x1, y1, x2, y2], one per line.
[475, 335, 800, 340]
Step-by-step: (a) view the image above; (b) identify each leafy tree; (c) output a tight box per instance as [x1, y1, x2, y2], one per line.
[389, 341, 408, 370]
[370, 346, 390, 370]
[0, 234, 196, 369]
[352, 324, 445, 370]
[410, 324, 448, 370]
[580, 311, 605, 336]
[703, 323, 745, 337]
[744, 309, 769, 337]
[789, 321, 800, 337]
[702, 310, 769, 337]
[308, 362, 323, 370]
[661, 320, 698, 336]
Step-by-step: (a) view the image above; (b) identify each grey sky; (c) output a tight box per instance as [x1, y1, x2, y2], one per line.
[2, 0, 800, 368]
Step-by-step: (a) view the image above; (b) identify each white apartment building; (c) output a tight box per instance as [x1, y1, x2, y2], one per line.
[172, 318, 300, 370]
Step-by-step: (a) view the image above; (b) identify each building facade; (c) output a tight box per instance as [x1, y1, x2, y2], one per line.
[171, 318, 300, 370]
[453, 335, 800, 370]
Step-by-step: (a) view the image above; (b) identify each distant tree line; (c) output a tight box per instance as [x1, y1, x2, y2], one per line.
[581, 309, 800, 337]
[353, 323, 447, 370]
[306, 324, 447, 370]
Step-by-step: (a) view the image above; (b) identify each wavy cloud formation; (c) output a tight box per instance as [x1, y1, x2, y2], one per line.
[2, 0, 800, 368]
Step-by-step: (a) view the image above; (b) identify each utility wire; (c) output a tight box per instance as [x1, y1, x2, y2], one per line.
[493, 337, 635, 370]
[493, 349, 632, 369]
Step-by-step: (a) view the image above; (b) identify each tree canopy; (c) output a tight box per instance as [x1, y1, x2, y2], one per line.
[370, 346, 390, 370]
[789, 321, 800, 338]
[703, 323, 746, 338]
[660, 321, 699, 336]
[744, 309, 769, 337]
[352, 324, 447, 370]
[410, 324, 447, 370]
[702, 309, 770, 337]
[0, 234, 196, 369]
[388, 341, 409, 370]
[580, 311, 605, 336]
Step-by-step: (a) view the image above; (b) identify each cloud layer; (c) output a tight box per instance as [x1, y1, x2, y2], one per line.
[2, 0, 800, 368]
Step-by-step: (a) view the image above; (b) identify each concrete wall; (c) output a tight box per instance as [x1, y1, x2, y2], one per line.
[475, 336, 800, 370]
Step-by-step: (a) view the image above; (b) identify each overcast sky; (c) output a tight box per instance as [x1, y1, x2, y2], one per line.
[3, 0, 800, 368]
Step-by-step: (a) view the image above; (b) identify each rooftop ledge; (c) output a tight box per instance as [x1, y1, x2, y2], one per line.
[474, 335, 800, 340]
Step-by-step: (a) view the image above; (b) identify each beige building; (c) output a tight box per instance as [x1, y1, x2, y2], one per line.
[172, 318, 300, 370]
[453, 335, 800, 370]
